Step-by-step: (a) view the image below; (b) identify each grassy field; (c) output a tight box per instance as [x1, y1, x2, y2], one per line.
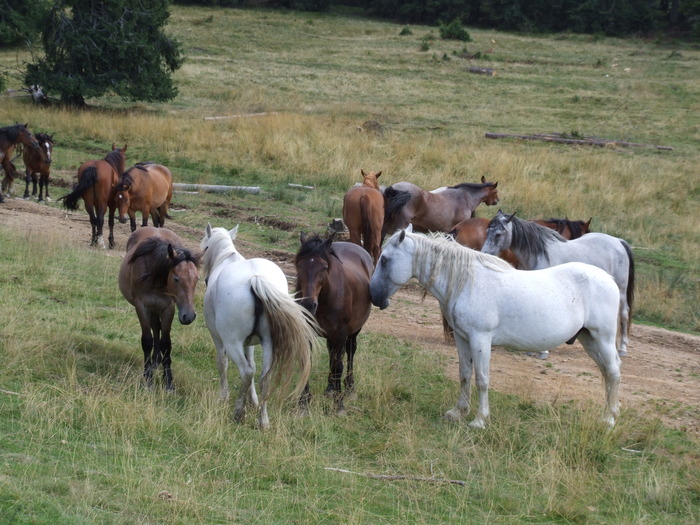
[1, 5, 699, 523]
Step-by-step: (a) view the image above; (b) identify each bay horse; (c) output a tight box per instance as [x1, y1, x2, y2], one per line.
[200, 224, 320, 429]
[370, 227, 622, 428]
[482, 210, 634, 357]
[295, 232, 373, 412]
[22, 133, 54, 202]
[115, 162, 174, 231]
[61, 144, 127, 249]
[342, 169, 384, 263]
[118, 227, 203, 391]
[382, 176, 499, 240]
[1, 123, 39, 200]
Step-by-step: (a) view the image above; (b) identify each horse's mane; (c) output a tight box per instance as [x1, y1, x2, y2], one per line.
[383, 186, 412, 222]
[0, 124, 25, 142]
[506, 215, 566, 260]
[129, 238, 200, 287]
[409, 232, 511, 304]
[295, 234, 335, 265]
[115, 171, 133, 191]
[201, 227, 244, 279]
[447, 181, 495, 191]
[104, 149, 126, 174]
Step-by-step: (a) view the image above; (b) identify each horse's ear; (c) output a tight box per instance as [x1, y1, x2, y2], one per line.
[300, 231, 308, 243]
[492, 181, 498, 188]
[399, 230, 406, 243]
[405, 223, 413, 233]
[481, 175, 486, 183]
[206, 223, 212, 238]
[122, 144, 127, 153]
[361, 169, 366, 177]
[229, 224, 239, 239]
[112, 142, 116, 150]
[376, 171, 382, 178]
[167, 244, 176, 260]
[506, 212, 516, 223]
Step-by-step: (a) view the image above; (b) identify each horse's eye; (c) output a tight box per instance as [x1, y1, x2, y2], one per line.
[173, 276, 180, 282]
[380, 256, 387, 265]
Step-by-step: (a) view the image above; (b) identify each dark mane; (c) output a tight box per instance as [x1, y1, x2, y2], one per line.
[0, 124, 25, 142]
[383, 186, 412, 223]
[295, 234, 334, 264]
[129, 238, 199, 287]
[495, 214, 565, 264]
[447, 181, 495, 190]
[115, 170, 135, 192]
[104, 149, 126, 174]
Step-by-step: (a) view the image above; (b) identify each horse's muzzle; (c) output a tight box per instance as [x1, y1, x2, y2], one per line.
[300, 299, 318, 316]
[179, 311, 196, 325]
[118, 216, 127, 224]
[370, 294, 390, 310]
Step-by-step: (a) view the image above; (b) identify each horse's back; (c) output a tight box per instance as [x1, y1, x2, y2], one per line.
[125, 225, 182, 252]
[332, 241, 374, 279]
[451, 217, 490, 249]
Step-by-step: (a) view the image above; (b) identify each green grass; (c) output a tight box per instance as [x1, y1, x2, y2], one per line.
[1, 5, 700, 522]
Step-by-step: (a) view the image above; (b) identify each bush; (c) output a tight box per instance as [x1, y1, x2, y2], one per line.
[439, 19, 471, 41]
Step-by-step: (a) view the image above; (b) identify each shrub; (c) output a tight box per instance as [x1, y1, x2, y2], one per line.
[439, 19, 471, 41]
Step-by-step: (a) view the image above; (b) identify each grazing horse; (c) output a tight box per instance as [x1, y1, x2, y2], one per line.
[23, 133, 54, 202]
[118, 227, 203, 391]
[1, 123, 39, 200]
[61, 144, 127, 249]
[342, 169, 384, 263]
[370, 227, 622, 428]
[482, 210, 634, 357]
[295, 233, 373, 412]
[200, 224, 320, 429]
[382, 176, 499, 240]
[115, 162, 174, 231]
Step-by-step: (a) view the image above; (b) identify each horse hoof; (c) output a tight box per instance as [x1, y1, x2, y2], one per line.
[618, 349, 628, 357]
[469, 418, 487, 429]
[443, 409, 463, 422]
[536, 352, 550, 360]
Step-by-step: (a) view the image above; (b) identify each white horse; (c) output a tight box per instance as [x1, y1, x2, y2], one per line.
[200, 224, 320, 429]
[481, 210, 634, 359]
[370, 226, 622, 429]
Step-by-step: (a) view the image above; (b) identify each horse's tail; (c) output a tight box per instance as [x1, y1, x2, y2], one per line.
[60, 167, 97, 210]
[249, 275, 320, 401]
[621, 240, 635, 334]
[360, 193, 373, 246]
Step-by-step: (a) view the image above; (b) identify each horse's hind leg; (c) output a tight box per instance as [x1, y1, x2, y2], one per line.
[578, 328, 621, 427]
[225, 341, 256, 424]
[344, 332, 360, 400]
[39, 173, 49, 202]
[23, 170, 32, 199]
[618, 295, 630, 357]
[244, 345, 259, 409]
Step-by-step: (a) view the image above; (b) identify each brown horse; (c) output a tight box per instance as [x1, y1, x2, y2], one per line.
[342, 169, 384, 263]
[0, 123, 38, 200]
[61, 144, 127, 249]
[22, 133, 54, 202]
[442, 215, 593, 341]
[382, 176, 499, 240]
[118, 227, 203, 391]
[295, 232, 373, 412]
[115, 162, 174, 232]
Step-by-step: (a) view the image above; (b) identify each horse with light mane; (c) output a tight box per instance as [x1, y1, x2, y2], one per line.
[370, 226, 622, 428]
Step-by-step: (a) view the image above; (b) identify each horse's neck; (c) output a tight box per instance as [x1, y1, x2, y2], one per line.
[412, 253, 452, 306]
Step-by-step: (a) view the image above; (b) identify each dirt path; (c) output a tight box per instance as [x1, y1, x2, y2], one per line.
[2, 196, 699, 435]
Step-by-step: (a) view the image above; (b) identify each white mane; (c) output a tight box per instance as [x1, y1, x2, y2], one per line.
[201, 226, 245, 279]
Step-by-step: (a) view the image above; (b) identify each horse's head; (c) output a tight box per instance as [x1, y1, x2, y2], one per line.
[482, 210, 515, 255]
[167, 244, 201, 325]
[200, 223, 238, 281]
[361, 169, 382, 190]
[370, 225, 415, 310]
[35, 133, 53, 164]
[295, 232, 339, 315]
[18, 123, 39, 149]
[115, 173, 133, 223]
[480, 175, 500, 206]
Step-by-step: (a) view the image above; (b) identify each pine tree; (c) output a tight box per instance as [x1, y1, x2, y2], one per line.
[25, 0, 183, 106]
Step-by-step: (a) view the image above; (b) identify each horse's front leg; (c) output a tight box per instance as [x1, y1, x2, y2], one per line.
[107, 205, 116, 249]
[23, 170, 32, 199]
[325, 337, 345, 394]
[141, 207, 149, 228]
[159, 310, 175, 392]
[40, 174, 49, 202]
[344, 332, 360, 399]
[136, 308, 156, 388]
[444, 332, 474, 423]
[468, 335, 493, 429]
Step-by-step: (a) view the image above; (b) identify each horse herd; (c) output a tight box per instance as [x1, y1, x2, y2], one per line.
[2, 127, 634, 430]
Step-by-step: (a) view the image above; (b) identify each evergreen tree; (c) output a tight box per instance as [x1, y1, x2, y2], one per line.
[25, 0, 183, 106]
[0, 0, 50, 47]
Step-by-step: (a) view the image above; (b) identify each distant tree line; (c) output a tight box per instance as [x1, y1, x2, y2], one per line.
[173, 0, 700, 38]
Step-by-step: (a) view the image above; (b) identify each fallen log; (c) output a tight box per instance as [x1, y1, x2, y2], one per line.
[468, 67, 496, 76]
[172, 183, 260, 194]
[203, 112, 278, 120]
[485, 132, 673, 150]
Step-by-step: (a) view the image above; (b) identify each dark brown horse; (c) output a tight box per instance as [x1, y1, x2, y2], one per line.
[342, 169, 384, 263]
[1, 123, 38, 200]
[295, 232, 373, 412]
[22, 133, 54, 202]
[115, 162, 174, 231]
[382, 176, 499, 240]
[118, 227, 203, 391]
[61, 144, 127, 249]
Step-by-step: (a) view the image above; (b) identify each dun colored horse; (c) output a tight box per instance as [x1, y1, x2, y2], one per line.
[0, 123, 38, 200]
[61, 144, 127, 249]
[22, 133, 54, 202]
[115, 162, 174, 231]
[295, 232, 373, 412]
[382, 176, 499, 240]
[118, 227, 203, 391]
[342, 170, 384, 263]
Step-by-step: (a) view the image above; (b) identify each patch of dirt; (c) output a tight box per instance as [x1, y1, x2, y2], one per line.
[2, 197, 699, 436]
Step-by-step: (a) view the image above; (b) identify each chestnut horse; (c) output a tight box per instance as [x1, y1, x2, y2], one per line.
[1, 123, 38, 200]
[115, 162, 174, 232]
[118, 227, 203, 391]
[295, 232, 373, 412]
[382, 176, 499, 240]
[61, 144, 127, 249]
[342, 169, 384, 263]
[23, 133, 54, 202]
